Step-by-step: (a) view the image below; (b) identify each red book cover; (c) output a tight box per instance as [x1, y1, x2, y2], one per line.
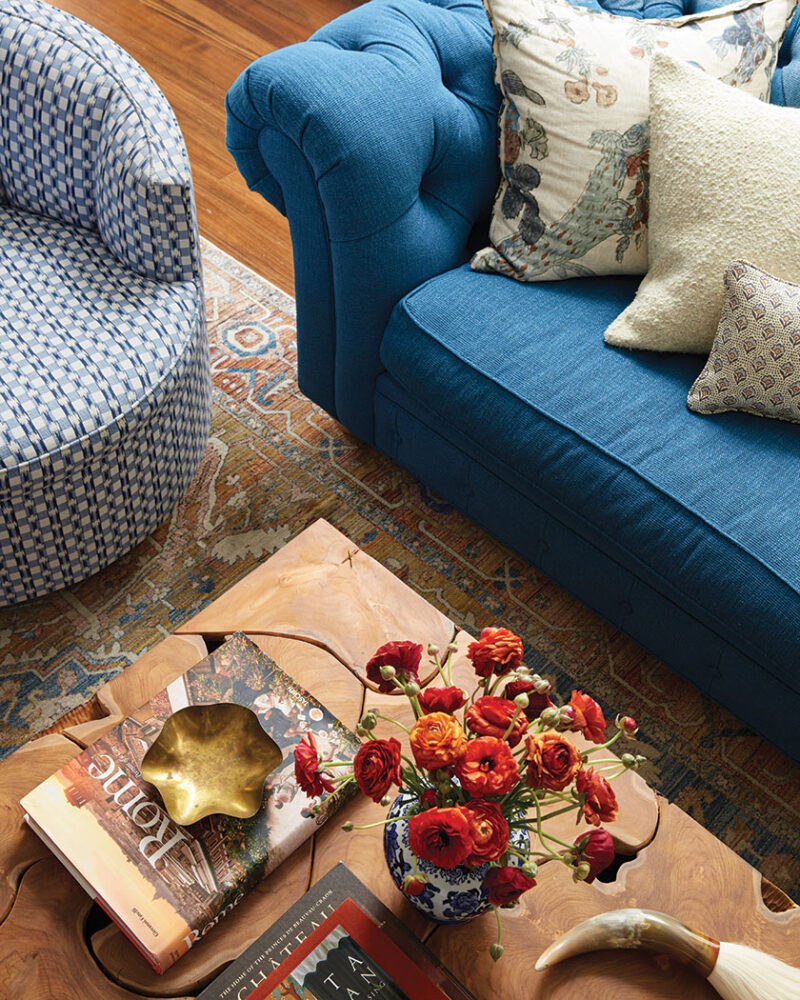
[249, 898, 452, 1000]
[20, 632, 360, 973]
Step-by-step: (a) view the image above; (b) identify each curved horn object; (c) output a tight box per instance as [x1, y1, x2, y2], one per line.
[535, 909, 719, 977]
[535, 908, 800, 1000]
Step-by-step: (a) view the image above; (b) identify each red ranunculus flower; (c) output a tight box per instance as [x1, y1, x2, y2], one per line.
[366, 640, 423, 694]
[575, 767, 619, 827]
[573, 828, 615, 883]
[294, 733, 335, 797]
[408, 807, 473, 869]
[418, 685, 467, 714]
[467, 628, 523, 679]
[465, 696, 527, 747]
[503, 679, 553, 721]
[455, 736, 519, 797]
[420, 788, 437, 809]
[568, 690, 607, 744]
[482, 865, 537, 906]
[353, 737, 402, 802]
[462, 800, 510, 866]
[525, 731, 582, 792]
[402, 874, 428, 897]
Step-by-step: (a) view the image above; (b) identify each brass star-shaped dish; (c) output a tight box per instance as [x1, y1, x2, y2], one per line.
[140, 704, 282, 825]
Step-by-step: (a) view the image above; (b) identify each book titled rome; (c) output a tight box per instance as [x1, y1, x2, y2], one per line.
[20, 631, 361, 974]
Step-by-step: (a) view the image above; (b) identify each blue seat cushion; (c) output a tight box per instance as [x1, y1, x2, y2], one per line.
[379, 265, 800, 685]
[0, 206, 200, 494]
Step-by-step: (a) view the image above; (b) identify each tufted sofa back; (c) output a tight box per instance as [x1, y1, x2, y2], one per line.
[0, 0, 200, 282]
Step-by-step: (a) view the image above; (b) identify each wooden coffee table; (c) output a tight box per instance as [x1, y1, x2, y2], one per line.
[0, 519, 797, 999]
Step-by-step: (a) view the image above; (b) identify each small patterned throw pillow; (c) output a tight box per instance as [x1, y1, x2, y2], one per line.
[688, 261, 800, 424]
[470, 0, 796, 283]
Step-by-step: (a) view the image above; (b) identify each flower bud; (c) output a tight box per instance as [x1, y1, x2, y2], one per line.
[342, 821, 354, 832]
[380, 795, 392, 807]
[447, 641, 459, 652]
[359, 711, 377, 730]
[402, 874, 427, 897]
[616, 714, 638, 737]
[405, 681, 421, 697]
[534, 677, 552, 695]
[573, 861, 591, 882]
[621, 753, 637, 769]
[540, 706, 561, 727]
[557, 705, 576, 730]
[514, 692, 530, 710]
[427, 643, 440, 656]
[489, 943, 504, 961]
[379, 664, 396, 680]
[522, 860, 539, 878]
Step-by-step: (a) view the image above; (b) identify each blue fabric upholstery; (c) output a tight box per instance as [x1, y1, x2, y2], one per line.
[0, 0, 211, 605]
[379, 265, 800, 686]
[226, 0, 499, 440]
[373, 373, 799, 755]
[226, 0, 800, 759]
[0, 0, 199, 282]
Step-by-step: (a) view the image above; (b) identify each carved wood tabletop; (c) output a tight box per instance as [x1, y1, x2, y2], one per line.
[0, 519, 797, 999]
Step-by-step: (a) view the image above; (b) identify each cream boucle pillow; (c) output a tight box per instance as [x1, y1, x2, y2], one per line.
[688, 261, 800, 423]
[470, 0, 795, 283]
[605, 53, 800, 353]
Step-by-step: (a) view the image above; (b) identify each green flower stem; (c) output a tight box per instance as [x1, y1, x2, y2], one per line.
[501, 704, 523, 742]
[582, 729, 623, 755]
[349, 812, 413, 831]
[373, 712, 412, 736]
[320, 759, 355, 767]
[469, 682, 483, 705]
[494, 905, 502, 946]
[409, 694, 422, 720]
[537, 828, 581, 851]
[534, 804, 580, 823]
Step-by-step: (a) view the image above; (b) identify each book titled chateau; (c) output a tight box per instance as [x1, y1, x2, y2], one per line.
[20, 632, 361, 974]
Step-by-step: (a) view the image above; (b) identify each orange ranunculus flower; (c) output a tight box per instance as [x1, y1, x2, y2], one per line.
[525, 731, 582, 792]
[465, 696, 527, 747]
[575, 767, 619, 826]
[410, 712, 468, 771]
[467, 627, 523, 678]
[568, 690, 607, 744]
[455, 736, 519, 797]
[462, 800, 510, 866]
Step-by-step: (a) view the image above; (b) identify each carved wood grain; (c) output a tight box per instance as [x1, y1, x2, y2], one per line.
[2, 857, 182, 1000]
[174, 519, 455, 676]
[0, 520, 795, 1000]
[0, 734, 84, 924]
[426, 797, 800, 1000]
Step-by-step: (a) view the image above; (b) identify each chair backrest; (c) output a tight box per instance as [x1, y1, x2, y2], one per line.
[0, 0, 199, 282]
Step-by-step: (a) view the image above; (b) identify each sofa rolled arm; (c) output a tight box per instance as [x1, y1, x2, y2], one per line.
[226, 0, 499, 441]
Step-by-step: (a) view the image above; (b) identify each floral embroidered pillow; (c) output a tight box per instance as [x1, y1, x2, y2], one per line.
[471, 0, 796, 283]
[688, 261, 800, 423]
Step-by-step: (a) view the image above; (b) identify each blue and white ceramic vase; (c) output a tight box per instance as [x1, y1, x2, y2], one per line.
[383, 793, 530, 923]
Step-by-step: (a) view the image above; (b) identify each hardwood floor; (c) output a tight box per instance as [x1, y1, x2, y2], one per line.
[51, 0, 361, 294]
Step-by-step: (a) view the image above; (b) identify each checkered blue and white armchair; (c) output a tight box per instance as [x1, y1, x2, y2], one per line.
[0, 0, 212, 605]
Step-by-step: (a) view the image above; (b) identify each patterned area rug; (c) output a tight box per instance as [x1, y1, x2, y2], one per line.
[1, 240, 798, 902]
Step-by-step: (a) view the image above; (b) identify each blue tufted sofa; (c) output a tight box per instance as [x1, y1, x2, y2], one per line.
[226, 0, 800, 762]
[0, 0, 212, 605]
